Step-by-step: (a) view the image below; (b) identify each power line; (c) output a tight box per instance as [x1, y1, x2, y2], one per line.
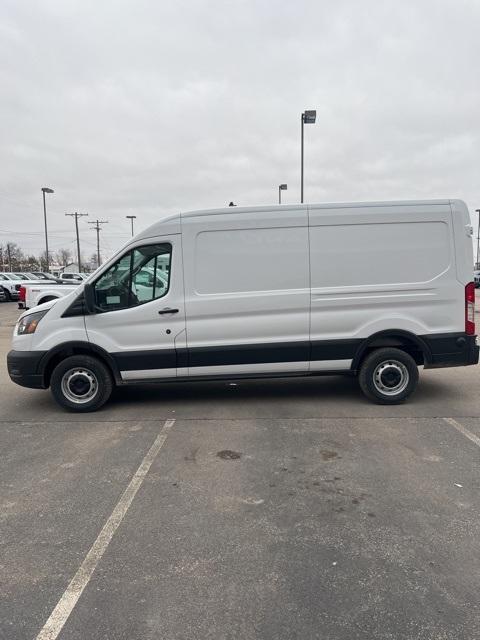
[87, 219, 108, 267]
[65, 212, 88, 271]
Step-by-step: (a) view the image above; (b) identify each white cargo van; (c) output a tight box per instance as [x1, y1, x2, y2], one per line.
[7, 200, 478, 411]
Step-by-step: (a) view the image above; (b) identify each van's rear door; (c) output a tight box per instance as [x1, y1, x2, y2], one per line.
[450, 199, 475, 285]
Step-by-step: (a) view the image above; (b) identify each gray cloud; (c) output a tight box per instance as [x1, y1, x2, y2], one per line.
[1, 0, 479, 258]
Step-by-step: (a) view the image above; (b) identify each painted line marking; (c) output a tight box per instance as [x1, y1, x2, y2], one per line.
[443, 417, 480, 449]
[35, 419, 176, 640]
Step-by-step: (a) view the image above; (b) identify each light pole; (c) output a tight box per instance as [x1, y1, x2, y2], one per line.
[126, 215, 136, 237]
[475, 209, 480, 270]
[278, 184, 287, 204]
[300, 110, 316, 203]
[41, 187, 54, 271]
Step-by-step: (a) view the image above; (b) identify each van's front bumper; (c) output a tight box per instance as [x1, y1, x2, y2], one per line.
[7, 350, 47, 389]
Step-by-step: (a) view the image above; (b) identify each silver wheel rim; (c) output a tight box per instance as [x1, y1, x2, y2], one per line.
[373, 360, 409, 396]
[61, 367, 99, 404]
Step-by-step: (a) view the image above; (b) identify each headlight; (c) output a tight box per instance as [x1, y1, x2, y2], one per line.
[16, 310, 48, 335]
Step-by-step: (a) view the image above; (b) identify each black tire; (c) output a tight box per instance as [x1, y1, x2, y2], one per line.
[3, 288, 11, 302]
[50, 355, 114, 412]
[358, 347, 419, 404]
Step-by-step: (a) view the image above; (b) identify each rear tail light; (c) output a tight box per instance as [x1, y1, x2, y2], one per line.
[465, 282, 475, 335]
[19, 286, 26, 302]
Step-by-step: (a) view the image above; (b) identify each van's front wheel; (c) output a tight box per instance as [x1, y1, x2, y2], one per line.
[358, 348, 418, 404]
[50, 355, 113, 412]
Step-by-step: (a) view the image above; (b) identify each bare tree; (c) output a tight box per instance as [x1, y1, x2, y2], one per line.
[38, 250, 49, 271]
[56, 248, 73, 268]
[24, 255, 41, 270]
[1, 243, 24, 271]
[89, 251, 99, 270]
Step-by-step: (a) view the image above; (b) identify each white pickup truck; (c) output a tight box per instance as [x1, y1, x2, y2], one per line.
[20, 283, 78, 310]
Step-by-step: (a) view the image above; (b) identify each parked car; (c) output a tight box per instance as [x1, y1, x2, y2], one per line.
[474, 270, 480, 288]
[30, 271, 56, 280]
[0, 273, 22, 301]
[7, 199, 479, 412]
[58, 272, 88, 283]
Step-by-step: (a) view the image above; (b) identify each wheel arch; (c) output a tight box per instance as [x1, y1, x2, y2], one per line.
[38, 295, 59, 305]
[39, 341, 121, 387]
[352, 330, 431, 372]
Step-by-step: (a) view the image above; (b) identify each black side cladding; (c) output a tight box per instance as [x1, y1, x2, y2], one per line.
[421, 333, 479, 368]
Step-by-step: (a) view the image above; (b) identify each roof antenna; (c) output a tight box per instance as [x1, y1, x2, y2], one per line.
[228, 201, 237, 207]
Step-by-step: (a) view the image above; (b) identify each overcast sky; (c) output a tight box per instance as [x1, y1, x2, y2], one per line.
[1, 0, 479, 260]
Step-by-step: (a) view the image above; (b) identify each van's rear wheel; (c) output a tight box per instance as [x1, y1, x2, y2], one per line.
[358, 348, 418, 404]
[50, 355, 113, 412]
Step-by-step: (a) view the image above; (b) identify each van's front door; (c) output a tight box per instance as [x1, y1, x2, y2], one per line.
[85, 238, 186, 381]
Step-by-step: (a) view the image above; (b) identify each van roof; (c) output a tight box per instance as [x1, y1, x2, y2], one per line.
[181, 199, 454, 218]
[136, 199, 460, 241]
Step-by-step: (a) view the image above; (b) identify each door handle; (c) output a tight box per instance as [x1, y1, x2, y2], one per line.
[158, 308, 179, 315]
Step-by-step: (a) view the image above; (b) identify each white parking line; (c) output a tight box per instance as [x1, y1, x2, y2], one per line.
[443, 417, 480, 449]
[35, 419, 176, 640]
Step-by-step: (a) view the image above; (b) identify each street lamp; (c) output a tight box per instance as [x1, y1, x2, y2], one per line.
[41, 187, 54, 271]
[126, 215, 137, 237]
[278, 184, 288, 204]
[300, 110, 316, 203]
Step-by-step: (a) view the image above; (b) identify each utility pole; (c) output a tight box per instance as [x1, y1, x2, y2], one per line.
[88, 219, 108, 267]
[65, 212, 88, 271]
[126, 215, 136, 237]
[476, 209, 480, 270]
[6, 243, 12, 272]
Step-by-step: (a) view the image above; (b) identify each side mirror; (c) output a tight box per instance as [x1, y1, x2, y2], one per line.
[84, 282, 96, 314]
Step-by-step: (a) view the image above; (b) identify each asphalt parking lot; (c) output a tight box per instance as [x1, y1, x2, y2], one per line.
[1, 302, 479, 640]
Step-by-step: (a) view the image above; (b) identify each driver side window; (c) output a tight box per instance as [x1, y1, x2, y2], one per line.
[93, 243, 172, 312]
